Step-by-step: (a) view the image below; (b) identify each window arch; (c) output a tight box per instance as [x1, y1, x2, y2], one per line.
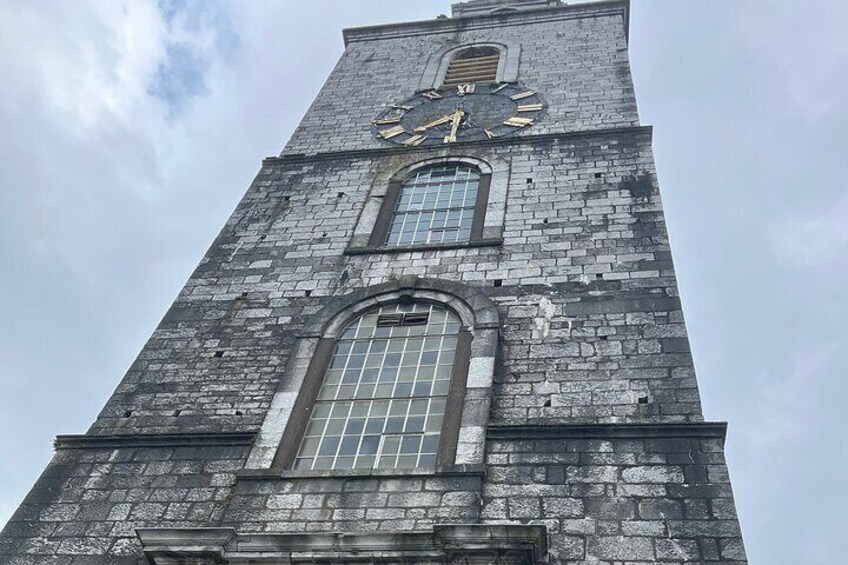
[346, 155, 510, 254]
[246, 278, 500, 473]
[292, 302, 466, 471]
[418, 41, 520, 91]
[369, 162, 491, 248]
[443, 46, 500, 87]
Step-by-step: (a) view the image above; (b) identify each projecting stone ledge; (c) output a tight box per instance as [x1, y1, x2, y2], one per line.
[137, 524, 547, 565]
[452, 0, 562, 19]
[487, 422, 727, 442]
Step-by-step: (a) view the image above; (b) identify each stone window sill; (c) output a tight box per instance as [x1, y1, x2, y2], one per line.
[344, 238, 502, 256]
[236, 463, 484, 481]
[138, 524, 547, 565]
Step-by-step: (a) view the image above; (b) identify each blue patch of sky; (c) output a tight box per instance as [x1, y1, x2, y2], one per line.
[159, 0, 240, 59]
[148, 41, 208, 117]
[149, 0, 240, 117]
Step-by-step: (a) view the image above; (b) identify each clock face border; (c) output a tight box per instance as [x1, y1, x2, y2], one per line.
[372, 82, 546, 147]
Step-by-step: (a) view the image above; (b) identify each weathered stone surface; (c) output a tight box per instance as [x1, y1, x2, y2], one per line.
[0, 1, 747, 563]
[622, 465, 686, 484]
[588, 535, 654, 560]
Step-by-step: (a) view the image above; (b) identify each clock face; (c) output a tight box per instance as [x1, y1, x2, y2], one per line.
[373, 82, 545, 146]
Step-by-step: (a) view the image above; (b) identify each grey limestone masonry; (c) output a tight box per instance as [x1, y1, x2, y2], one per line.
[1, 1, 748, 563]
[286, 2, 637, 155]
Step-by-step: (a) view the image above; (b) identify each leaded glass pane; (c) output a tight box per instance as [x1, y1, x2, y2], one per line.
[294, 303, 461, 471]
[386, 164, 480, 247]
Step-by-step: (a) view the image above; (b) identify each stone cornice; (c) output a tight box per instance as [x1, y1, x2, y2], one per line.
[138, 524, 548, 565]
[487, 422, 728, 442]
[452, 0, 561, 18]
[268, 125, 653, 167]
[343, 0, 629, 46]
[54, 432, 256, 450]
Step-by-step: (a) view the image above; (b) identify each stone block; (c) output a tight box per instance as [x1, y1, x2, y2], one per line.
[588, 536, 654, 561]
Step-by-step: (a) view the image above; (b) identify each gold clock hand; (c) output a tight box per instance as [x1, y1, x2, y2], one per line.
[414, 114, 454, 133]
[444, 110, 465, 143]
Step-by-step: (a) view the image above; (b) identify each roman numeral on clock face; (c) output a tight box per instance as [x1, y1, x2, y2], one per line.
[403, 134, 426, 146]
[517, 103, 543, 112]
[504, 116, 534, 127]
[510, 91, 536, 101]
[379, 125, 406, 139]
[421, 90, 442, 100]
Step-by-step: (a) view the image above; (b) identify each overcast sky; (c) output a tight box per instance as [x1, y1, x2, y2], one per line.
[1, 1, 846, 563]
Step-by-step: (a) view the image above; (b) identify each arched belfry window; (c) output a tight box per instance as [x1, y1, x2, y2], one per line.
[443, 46, 500, 87]
[419, 41, 519, 92]
[369, 163, 491, 248]
[288, 302, 469, 471]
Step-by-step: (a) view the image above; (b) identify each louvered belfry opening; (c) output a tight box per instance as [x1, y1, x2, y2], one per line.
[442, 46, 500, 87]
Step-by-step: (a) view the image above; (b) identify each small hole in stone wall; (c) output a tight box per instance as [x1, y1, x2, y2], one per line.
[322, 232, 327, 238]
[305, 290, 312, 297]
[173, 409, 182, 417]
[284, 195, 291, 202]
[526, 178, 533, 184]
[595, 172, 603, 179]
[259, 235, 266, 241]
[543, 218, 549, 224]
[214, 351, 224, 358]
[337, 192, 345, 198]
[595, 273, 604, 280]
[543, 397, 552, 407]
[123, 411, 133, 418]
[599, 335, 608, 341]
[237, 292, 248, 300]
[638, 396, 649, 405]
[235, 410, 243, 416]
[493, 279, 503, 287]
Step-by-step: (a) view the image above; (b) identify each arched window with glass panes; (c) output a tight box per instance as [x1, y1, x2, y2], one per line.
[290, 302, 470, 471]
[369, 163, 491, 249]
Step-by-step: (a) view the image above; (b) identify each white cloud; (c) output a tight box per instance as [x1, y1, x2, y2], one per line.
[744, 341, 839, 449]
[1, 2, 166, 133]
[0, 0, 251, 529]
[0, 0, 244, 281]
[732, 0, 848, 124]
[768, 192, 848, 268]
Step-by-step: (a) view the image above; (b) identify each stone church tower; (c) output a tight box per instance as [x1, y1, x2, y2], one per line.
[1, 1, 748, 563]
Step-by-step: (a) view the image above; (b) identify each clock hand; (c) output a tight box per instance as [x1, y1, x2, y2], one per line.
[444, 110, 465, 143]
[414, 114, 455, 133]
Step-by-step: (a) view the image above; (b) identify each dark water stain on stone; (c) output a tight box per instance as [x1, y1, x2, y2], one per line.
[620, 173, 653, 199]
